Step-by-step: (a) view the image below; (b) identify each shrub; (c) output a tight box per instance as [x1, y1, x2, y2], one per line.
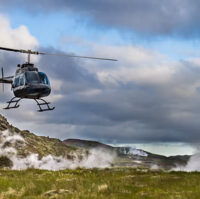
[0, 156, 13, 168]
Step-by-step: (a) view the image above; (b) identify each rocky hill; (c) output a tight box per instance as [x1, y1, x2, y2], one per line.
[0, 114, 190, 170]
[0, 114, 80, 158]
[0, 114, 87, 169]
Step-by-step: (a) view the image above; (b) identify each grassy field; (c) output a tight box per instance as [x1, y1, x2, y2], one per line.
[0, 168, 199, 199]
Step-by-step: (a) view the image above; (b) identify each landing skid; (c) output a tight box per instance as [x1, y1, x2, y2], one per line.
[4, 97, 55, 112]
[4, 97, 21, 110]
[34, 99, 55, 112]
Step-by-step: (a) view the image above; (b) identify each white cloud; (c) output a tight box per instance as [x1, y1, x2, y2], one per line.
[49, 79, 63, 91]
[0, 15, 39, 62]
[83, 44, 200, 100]
[88, 45, 175, 86]
[79, 89, 102, 97]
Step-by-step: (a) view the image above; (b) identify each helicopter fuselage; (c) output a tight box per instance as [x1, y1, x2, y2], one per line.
[13, 83, 51, 99]
[12, 63, 51, 99]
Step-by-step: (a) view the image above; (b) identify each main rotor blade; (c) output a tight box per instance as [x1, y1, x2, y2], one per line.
[1, 67, 4, 92]
[0, 47, 39, 55]
[1, 67, 4, 78]
[39, 52, 117, 61]
[0, 47, 20, 53]
[0, 46, 117, 61]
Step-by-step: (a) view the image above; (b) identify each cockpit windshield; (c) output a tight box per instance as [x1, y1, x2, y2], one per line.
[25, 71, 40, 84]
[39, 72, 50, 85]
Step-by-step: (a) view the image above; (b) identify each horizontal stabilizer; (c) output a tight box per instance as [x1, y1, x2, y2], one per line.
[0, 77, 13, 84]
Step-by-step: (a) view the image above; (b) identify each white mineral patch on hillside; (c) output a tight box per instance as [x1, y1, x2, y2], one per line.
[120, 147, 148, 157]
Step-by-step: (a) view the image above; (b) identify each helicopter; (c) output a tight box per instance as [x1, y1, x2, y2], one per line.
[0, 46, 117, 112]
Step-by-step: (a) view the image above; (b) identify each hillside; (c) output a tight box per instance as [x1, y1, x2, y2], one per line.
[0, 114, 87, 169]
[63, 139, 113, 150]
[0, 115, 80, 158]
[0, 114, 190, 170]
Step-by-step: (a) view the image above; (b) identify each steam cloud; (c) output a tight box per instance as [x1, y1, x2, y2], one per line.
[12, 149, 116, 170]
[0, 130, 116, 171]
[174, 153, 200, 172]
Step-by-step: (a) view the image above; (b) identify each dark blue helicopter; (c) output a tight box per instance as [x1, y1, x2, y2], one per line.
[0, 46, 117, 112]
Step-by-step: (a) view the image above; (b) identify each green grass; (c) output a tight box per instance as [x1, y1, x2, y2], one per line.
[0, 168, 200, 199]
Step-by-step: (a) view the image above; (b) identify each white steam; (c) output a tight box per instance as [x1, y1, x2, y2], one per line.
[0, 130, 116, 171]
[174, 153, 200, 172]
[0, 130, 25, 156]
[11, 148, 116, 171]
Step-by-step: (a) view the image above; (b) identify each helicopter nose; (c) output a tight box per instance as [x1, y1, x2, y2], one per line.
[27, 84, 51, 98]
[35, 85, 51, 93]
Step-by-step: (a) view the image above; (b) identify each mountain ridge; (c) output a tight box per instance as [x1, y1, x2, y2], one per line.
[63, 138, 190, 169]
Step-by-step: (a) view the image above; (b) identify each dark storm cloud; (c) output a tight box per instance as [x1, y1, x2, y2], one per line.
[29, 48, 200, 144]
[38, 47, 102, 93]
[1, 0, 200, 36]
[2, 46, 200, 144]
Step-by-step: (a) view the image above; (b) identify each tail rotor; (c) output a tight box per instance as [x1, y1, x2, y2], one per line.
[1, 67, 4, 92]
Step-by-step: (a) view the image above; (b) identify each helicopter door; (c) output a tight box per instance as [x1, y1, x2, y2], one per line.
[19, 74, 24, 86]
[13, 76, 20, 88]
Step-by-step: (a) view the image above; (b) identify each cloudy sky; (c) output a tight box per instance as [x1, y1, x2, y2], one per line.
[0, 0, 200, 155]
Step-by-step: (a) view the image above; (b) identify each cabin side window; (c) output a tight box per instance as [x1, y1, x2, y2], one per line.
[19, 74, 24, 86]
[14, 77, 20, 87]
[39, 72, 50, 85]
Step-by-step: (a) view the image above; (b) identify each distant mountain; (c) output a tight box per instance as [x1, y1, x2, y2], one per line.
[63, 138, 190, 169]
[63, 139, 113, 150]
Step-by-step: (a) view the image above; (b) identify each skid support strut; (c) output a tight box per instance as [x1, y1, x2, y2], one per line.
[4, 97, 21, 109]
[34, 99, 55, 112]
